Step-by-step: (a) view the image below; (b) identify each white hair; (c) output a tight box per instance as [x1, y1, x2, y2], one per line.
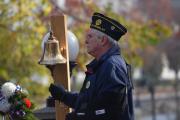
[92, 29, 119, 47]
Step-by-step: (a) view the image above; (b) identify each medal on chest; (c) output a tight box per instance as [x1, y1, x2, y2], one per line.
[86, 81, 90, 89]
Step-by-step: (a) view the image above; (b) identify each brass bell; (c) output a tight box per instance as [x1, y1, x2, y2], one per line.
[38, 31, 66, 65]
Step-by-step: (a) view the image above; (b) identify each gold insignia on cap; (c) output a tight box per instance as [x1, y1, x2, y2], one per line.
[111, 26, 115, 30]
[96, 19, 102, 26]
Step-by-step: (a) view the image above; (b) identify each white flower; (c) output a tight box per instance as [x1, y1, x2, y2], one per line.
[1, 82, 17, 98]
[0, 96, 11, 113]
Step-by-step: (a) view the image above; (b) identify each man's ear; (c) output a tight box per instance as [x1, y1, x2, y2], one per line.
[101, 36, 108, 46]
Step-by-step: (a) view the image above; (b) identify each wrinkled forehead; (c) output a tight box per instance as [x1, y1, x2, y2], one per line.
[87, 28, 102, 36]
[86, 29, 96, 37]
[87, 28, 96, 34]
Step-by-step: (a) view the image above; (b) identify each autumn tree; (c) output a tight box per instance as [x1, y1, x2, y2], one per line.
[0, 0, 52, 105]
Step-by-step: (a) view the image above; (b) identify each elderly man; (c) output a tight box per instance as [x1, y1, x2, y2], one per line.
[49, 12, 134, 120]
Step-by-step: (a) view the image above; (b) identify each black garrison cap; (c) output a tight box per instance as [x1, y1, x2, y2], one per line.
[90, 12, 127, 41]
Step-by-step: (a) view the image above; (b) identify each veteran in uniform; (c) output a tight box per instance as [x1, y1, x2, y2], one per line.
[49, 12, 134, 120]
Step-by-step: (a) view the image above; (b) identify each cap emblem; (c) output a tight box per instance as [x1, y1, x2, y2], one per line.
[96, 19, 102, 26]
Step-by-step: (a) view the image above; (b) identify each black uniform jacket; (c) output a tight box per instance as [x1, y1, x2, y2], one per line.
[62, 45, 134, 120]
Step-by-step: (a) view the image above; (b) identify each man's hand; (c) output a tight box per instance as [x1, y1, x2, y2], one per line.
[49, 83, 66, 101]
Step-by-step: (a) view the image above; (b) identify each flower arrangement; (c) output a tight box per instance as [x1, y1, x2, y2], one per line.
[0, 82, 38, 120]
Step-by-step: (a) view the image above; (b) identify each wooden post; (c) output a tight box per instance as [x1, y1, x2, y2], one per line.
[50, 11, 70, 120]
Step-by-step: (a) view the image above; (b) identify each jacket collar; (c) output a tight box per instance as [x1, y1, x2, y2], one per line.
[86, 45, 121, 74]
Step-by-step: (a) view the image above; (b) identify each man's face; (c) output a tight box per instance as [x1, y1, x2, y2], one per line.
[85, 29, 102, 56]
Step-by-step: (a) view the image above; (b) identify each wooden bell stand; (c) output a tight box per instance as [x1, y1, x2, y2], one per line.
[50, 11, 71, 120]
